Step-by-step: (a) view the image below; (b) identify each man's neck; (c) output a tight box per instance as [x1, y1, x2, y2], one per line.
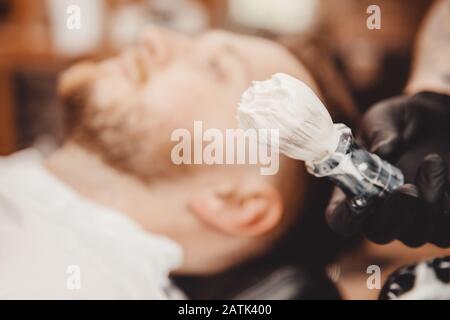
[45, 143, 156, 223]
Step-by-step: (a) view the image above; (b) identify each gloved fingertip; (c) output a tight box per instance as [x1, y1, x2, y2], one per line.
[422, 154, 447, 171]
[370, 135, 402, 161]
[389, 184, 428, 248]
[326, 201, 366, 237]
[391, 184, 421, 198]
[325, 188, 345, 215]
[364, 185, 420, 244]
[399, 236, 427, 249]
[416, 154, 449, 204]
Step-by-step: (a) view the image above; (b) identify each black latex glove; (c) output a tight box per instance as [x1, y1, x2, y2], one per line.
[326, 92, 450, 248]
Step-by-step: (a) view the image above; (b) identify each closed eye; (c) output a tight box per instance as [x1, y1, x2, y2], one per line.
[208, 55, 227, 80]
[207, 44, 246, 81]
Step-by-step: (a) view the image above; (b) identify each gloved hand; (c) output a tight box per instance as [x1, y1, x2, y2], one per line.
[326, 92, 450, 248]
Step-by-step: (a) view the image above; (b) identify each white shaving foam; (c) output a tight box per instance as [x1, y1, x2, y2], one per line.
[237, 73, 340, 162]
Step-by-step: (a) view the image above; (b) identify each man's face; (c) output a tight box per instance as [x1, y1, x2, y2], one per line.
[66, 27, 311, 180]
[61, 27, 311, 273]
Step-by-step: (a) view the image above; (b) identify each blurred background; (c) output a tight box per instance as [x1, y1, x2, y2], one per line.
[0, 0, 448, 299]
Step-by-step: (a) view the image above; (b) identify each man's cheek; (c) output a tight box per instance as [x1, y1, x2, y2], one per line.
[91, 78, 132, 110]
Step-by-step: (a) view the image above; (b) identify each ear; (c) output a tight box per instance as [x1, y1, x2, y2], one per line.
[188, 182, 283, 237]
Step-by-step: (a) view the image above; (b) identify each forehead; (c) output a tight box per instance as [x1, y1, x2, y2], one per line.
[193, 31, 280, 55]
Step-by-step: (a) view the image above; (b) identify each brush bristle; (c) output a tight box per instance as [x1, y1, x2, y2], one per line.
[237, 73, 340, 162]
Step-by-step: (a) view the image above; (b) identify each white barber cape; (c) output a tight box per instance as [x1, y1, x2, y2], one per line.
[0, 149, 184, 299]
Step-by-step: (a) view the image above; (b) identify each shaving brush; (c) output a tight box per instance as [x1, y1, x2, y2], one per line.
[237, 73, 404, 214]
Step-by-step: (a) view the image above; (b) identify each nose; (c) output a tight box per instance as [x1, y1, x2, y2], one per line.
[137, 25, 186, 65]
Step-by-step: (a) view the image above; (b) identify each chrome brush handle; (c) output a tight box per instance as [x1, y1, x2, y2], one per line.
[306, 124, 404, 214]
